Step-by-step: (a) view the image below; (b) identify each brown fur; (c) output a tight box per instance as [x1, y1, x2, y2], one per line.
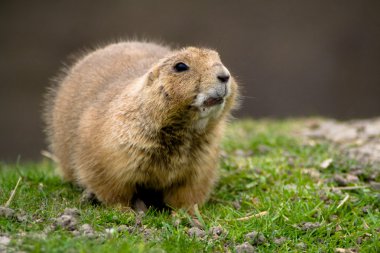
[43, 41, 238, 212]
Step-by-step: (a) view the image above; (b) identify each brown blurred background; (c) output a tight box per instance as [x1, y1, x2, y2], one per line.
[1, 0, 380, 161]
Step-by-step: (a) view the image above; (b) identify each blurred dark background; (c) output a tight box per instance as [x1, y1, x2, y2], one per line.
[1, 0, 380, 161]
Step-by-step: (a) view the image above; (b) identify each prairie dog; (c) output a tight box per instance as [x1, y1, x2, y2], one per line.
[44, 41, 238, 211]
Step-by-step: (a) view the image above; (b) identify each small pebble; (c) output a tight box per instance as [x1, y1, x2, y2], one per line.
[273, 237, 287, 245]
[71, 230, 80, 236]
[235, 149, 246, 157]
[54, 214, 78, 231]
[335, 248, 358, 253]
[362, 205, 371, 214]
[320, 158, 333, 169]
[80, 224, 95, 237]
[370, 182, 380, 191]
[345, 174, 359, 183]
[0, 235, 11, 246]
[245, 231, 266, 245]
[258, 144, 271, 154]
[173, 218, 181, 227]
[187, 227, 206, 238]
[296, 242, 307, 250]
[0, 206, 15, 219]
[234, 149, 254, 157]
[232, 200, 241, 210]
[235, 242, 256, 253]
[63, 208, 80, 217]
[105, 228, 116, 235]
[298, 222, 321, 231]
[141, 228, 156, 239]
[209, 226, 224, 239]
[333, 175, 347, 186]
[116, 225, 134, 233]
[16, 210, 28, 222]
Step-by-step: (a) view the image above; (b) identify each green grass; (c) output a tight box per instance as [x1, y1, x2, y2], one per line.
[1, 119, 379, 252]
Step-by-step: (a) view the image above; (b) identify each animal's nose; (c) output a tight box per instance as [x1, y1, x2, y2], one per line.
[217, 74, 230, 83]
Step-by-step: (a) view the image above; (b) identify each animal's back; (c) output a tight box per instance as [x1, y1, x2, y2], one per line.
[44, 42, 171, 180]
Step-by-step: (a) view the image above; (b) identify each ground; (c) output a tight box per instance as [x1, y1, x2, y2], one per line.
[1, 119, 379, 253]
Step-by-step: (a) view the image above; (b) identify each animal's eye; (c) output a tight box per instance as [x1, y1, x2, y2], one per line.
[173, 62, 189, 72]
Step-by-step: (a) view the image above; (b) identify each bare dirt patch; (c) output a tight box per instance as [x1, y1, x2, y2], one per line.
[304, 118, 380, 166]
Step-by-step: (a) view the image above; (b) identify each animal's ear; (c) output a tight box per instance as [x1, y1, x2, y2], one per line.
[146, 66, 160, 86]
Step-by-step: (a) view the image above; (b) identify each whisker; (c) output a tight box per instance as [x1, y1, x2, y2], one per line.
[239, 95, 257, 100]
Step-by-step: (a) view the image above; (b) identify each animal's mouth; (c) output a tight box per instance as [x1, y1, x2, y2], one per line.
[202, 96, 224, 107]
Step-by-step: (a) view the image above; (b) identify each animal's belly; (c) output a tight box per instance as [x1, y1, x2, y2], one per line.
[133, 154, 193, 189]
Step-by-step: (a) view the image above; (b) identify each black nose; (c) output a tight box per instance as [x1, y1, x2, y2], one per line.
[217, 74, 230, 83]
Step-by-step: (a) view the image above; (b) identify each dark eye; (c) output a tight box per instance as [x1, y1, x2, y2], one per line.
[173, 62, 189, 72]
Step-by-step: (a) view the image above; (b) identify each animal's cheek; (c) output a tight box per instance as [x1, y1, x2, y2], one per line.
[162, 86, 186, 103]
